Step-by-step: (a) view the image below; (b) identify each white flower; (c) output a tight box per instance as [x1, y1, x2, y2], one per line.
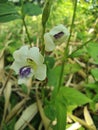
[44, 24, 69, 52]
[11, 46, 46, 84]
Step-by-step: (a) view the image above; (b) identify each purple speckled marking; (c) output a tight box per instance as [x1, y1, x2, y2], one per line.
[54, 31, 64, 39]
[19, 66, 31, 78]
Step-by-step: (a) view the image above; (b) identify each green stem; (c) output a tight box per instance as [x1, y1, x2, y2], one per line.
[41, 25, 46, 55]
[21, 0, 32, 47]
[69, 37, 95, 57]
[58, 0, 78, 91]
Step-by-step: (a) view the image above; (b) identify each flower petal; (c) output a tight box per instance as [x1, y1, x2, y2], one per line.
[18, 71, 34, 84]
[13, 45, 29, 62]
[44, 33, 55, 52]
[11, 61, 26, 74]
[11, 45, 47, 84]
[35, 64, 46, 80]
[28, 47, 44, 64]
[18, 77, 29, 84]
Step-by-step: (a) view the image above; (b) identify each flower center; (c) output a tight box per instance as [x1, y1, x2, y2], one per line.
[19, 66, 31, 78]
[54, 31, 64, 39]
[27, 58, 37, 70]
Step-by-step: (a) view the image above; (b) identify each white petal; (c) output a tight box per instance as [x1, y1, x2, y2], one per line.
[28, 47, 44, 64]
[35, 64, 46, 80]
[44, 33, 55, 52]
[10, 61, 26, 74]
[18, 72, 33, 85]
[18, 77, 29, 84]
[13, 45, 29, 62]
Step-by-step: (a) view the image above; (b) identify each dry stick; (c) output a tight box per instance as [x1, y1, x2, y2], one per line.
[0, 69, 13, 130]
[68, 114, 96, 130]
[0, 69, 13, 96]
[35, 89, 52, 130]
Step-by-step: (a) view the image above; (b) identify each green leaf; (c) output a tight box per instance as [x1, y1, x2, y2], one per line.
[21, 84, 28, 94]
[0, 3, 20, 22]
[53, 101, 67, 130]
[71, 47, 86, 58]
[47, 66, 62, 86]
[44, 97, 67, 130]
[91, 68, 98, 81]
[58, 87, 91, 107]
[0, 14, 20, 22]
[0, 3, 18, 15]
[64, 63, 81, 74]
[44, 103, 56, 121]
[0, 0, 7, 3]
[45, 56, 55, 69]
[87, 42, 98, 64]
[23, 2, 42, 16]
[85, 82, 98, 93]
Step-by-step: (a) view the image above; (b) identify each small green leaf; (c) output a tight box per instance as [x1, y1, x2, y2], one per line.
[85, 82, 98, 93]
[42, 0, 52, 26]
[91, 68, 98, 81]
[71, 48, 86, 58]
[64, 63, 81, 74]
[45, 56, 55, 69]
[87, 42, 98, 64]
[21, 84, 28, 94]
[23, 2, 42, 16]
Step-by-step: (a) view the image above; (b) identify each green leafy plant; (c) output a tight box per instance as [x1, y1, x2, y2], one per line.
[0, 0, 98, 130]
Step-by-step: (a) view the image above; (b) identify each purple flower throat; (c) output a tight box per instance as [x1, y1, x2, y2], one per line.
[54, 31, 64, 39]
[19, 66, 31, 78]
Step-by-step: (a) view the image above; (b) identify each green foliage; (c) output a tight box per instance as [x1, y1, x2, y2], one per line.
[23, 2, 42, 16]
[85, 82, 98, 111]
[0, 0, 98, 129]
[64, 63, 81, 74]
[45, 87, 91, 130]
[47, 66, 62, 86]
[0, 3, 20, 22]
[45, 56, 55, 69]
[57, 87, 91, 107]
[91, 69, 98, 81]
[42, 0, 52, 27]
[53, 99, 67, 130]
[44, 103, 56, 121]
[87, 42, 98, 64]
[0, 0, 8, 3]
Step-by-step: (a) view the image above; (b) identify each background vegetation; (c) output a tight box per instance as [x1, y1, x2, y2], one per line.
[0, 0, 98, 130]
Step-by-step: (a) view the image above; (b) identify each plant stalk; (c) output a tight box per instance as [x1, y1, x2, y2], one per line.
[58, 0, 78, 91]
[21, 0, 32, 47]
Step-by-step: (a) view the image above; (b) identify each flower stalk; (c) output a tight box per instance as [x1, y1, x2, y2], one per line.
[21, 0, 32, 47]
[58, 0, 78, 91]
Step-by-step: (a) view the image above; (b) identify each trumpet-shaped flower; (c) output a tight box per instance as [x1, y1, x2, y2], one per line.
[11, 46, 46, 84]
[44, 24, 69, 52]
